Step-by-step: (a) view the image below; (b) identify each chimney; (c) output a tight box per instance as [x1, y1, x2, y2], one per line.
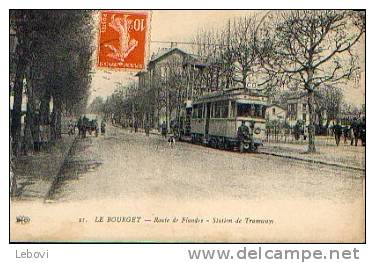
[170, 42, 177, 48]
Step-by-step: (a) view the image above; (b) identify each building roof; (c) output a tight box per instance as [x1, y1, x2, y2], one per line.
[135, 70, 148, 77]
[267, 103, 287, 111]
[149, 47, 189, 64]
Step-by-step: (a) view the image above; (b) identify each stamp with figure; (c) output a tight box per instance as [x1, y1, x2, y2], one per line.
[97, 11, 149, 70]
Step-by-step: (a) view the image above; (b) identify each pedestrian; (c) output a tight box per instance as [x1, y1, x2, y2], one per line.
[145, 122, 150, 136]
[68, 120, 75, 136]
[249, 121, 255, 151]
[237, 121, 250, 153]
[82, 115, 89, 138]
[343, 126, 350, 144]
[359, 117, 365, 146]
[168, 134, 176, 148]
[101, 120, 106, 135]
[134, 120, 138, 133]
[161, 121, 167, 138]
[332, 122, 342, 146]
[93, 119, 99, 137]
[351, 118, 360, 146]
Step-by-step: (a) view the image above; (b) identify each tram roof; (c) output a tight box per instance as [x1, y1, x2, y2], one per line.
[192, 88, 269, 104]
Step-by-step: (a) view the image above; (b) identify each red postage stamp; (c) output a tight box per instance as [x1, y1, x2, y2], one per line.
[97, 11, 149, 70]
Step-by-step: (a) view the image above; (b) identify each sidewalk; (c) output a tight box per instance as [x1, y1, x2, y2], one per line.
[12, 135, 76, 200]
[259, 142, 365, 171]
[115, 125, 365, 171]
[265, 135, 338, 146]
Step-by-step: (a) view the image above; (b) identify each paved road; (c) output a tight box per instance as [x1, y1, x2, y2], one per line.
[11, 124, 364, 242]
[49, 125, 364, 203]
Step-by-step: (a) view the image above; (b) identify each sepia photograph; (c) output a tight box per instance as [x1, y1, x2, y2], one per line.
[9, 9, 365, 243]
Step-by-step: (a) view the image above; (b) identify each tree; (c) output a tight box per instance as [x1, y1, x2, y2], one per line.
[88, 97, 105, 114]
[259, 10, 365, 152]
[10, 10, 94, 155]
[231, 16, 259, 89]
[315, 85, 343, 132]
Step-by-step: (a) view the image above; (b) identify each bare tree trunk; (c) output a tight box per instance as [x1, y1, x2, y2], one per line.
[242, 73, 247, 89]
[54, 97, 62, 139]
[131, 102, 135, 130]
[40, 89, 50, 125]
[11, 56, 27, 156]
[307, 90, 316, 153]
[165, 89, 169, 132]
[24, 86, 34, 155]
[24, 65, 37, 154]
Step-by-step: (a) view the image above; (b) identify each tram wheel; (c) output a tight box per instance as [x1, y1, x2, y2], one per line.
[211, 139, 217, 148]
[218, 138, 225, 150]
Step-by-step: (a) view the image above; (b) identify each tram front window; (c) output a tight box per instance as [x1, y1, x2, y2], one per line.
[237, 103, 265, 118]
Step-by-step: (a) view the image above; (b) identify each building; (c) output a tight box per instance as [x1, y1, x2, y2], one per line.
[285, 92, 328, 132]
[286, 93, 309, 126]
[136, 47, 196, 129]
[266, 104, 287, 121]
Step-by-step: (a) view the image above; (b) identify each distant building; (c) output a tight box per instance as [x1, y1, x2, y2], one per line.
[135, 70, 149, 90]
[285, 93, 309, 126]
[285, 92, 327, 127]
[266, 104, 286, 121]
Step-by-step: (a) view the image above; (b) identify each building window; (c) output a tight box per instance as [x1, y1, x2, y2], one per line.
[288, 103, 297, 121]
[272, 108, 276, 115]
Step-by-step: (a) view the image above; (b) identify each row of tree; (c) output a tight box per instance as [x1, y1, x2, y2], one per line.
[10, 10, 94, 156]
[94, 10, 365, 153]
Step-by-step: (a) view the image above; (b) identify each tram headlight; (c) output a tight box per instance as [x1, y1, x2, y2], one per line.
[254, 127, 261, 135]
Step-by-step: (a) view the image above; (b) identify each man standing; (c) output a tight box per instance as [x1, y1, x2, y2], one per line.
[101, 120, 106, 135]
[359, 117, 366, 146]
[237, 121, 250, 153]
[145, 122, 150, 136]
[82, 115, 89, 138]
[351, 118, 360, 146]
[333, 122, 342, 146]
[161, 121, 167, 139]
[343, 126, 350, 144]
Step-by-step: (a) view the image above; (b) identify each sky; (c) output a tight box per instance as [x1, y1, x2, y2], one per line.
[89, 10, 259, 101]
[89, 10, 365, 107]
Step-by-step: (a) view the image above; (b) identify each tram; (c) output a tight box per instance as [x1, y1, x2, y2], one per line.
[182, 88, 268, 152]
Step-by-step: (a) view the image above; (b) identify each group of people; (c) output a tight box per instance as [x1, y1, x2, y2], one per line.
[332, 117, 366, 146]
[75, 116, 106, 139]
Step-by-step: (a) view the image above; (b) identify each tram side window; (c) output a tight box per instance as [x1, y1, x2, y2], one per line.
[192, 105, 198, 119]
[215, 102, 221, 118]
[198, 105, 203, 119]
[255, 105, 264, 118]
[213, 101, 229, 118]
[237, 104, 251, 117]
[237, 104, 265, 118]
[192, 104, 204, 119]
[222, 101, 229, 118]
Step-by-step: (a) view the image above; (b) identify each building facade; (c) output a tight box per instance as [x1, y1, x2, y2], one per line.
[266, 104, 287, 121]
[137, 47, 195, 130]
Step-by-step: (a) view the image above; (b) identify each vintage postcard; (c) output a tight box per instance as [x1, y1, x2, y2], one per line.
[9, 10, 365, 243]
